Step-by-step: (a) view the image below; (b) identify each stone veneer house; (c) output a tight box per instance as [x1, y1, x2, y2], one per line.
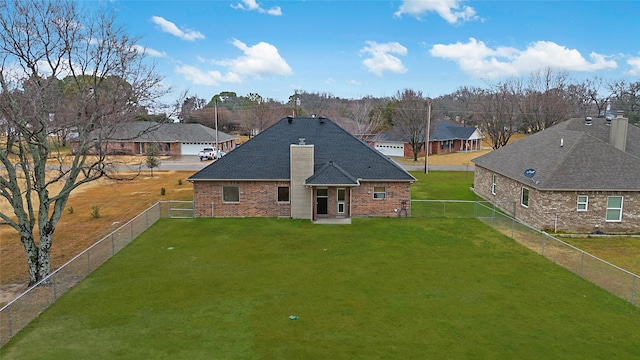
[472, 114, 640, 233]
[188, 116, 416, 221]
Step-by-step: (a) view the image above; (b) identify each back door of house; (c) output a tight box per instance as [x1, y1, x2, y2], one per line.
[316, 188, 328, 215]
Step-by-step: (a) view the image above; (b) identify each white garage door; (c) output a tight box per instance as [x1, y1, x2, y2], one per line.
[375, 142, 404, 157]
[181, 143, 214, 155]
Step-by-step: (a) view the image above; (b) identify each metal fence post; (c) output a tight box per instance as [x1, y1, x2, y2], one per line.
[7, 305, 12, 338]
[580, 251, 585, 277]
[111, 233, 115, 255]
[632, 276, 637, 305]
[168, 201, 172, 219]
[541, 233, 545, 256]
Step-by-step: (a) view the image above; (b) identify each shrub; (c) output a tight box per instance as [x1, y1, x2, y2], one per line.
[67, 206, 74, 214]
[160, 187, 166, 196]
[178, 179, 182, 186]
[91, 206, 100, 219]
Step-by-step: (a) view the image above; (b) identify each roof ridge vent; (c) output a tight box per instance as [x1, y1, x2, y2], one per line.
[298, 138, 306, 145]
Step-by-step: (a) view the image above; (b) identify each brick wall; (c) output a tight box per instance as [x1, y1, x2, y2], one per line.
[350, 182, 411, 217]
[193, 180, 412, 218]
[474, 166, 640, 233]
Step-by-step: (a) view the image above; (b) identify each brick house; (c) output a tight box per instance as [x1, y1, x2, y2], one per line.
[188, 116, 416, 221]
[472, 114, 640, 233]
[72, 122, 237, 156]
[371, 120, 484, 158]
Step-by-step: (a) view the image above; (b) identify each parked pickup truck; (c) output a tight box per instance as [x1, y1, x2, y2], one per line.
[198, 147, 226, 161]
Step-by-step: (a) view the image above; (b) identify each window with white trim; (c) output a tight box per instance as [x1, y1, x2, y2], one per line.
[277, 186, 289, 202]
[577, 195, 588, 211]
[605, 196, 623, 222]
[222, 186, 239, 203]
[491, 174, 496, 195]
[521, 187, 529, 207]
[373, 187, 386, 199]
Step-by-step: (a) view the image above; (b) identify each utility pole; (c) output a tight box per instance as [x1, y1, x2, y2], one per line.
[214, 98, 219, 155]
[424, 98, 432, 174]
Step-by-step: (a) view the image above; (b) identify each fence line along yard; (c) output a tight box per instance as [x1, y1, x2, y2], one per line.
[412, 199, 639, 307]
[0, 201, 193, 347]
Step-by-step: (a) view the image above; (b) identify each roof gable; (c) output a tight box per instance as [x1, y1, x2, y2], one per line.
[189, 117, 415, 182]
[305, 161, 360, 186]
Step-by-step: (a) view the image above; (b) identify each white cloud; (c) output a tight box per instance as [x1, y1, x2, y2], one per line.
[175, 39, 291, 86]
[132, 45, 166, 58]
[626, 57, 640, 76]
[360, 41, 408, 76]
[231, 0, 282, 16]
[430, 38, 617, 79]
[151, 16, 205, 41]
[217, 39, 292, 78]
[174, 65, 241, 86]
[394, 0, 477, 24]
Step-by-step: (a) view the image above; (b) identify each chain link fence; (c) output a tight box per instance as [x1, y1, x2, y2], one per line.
[0, 201, 193, 347]
[2, 200, 637, 347]
[412, 199, 638, 306]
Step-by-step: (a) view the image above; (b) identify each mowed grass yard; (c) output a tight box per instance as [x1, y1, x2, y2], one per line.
[3, 220, 640, 356]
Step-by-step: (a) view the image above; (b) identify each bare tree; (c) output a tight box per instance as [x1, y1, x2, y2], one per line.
[609, 80, 640, 125]
[475, 81, 520, 149]
[335, 96, 386, 138]
[242, 93, 280, 135]
[392, 89, 429, 161]
[519, 69, 571, 132]
[0, 0, 169, 285]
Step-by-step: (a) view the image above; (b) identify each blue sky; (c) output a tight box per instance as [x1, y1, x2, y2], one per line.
[99, 0, 640, 103]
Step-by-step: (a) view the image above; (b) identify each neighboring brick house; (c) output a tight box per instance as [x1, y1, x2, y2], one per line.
[188, 116, 416, 221]
[472, 114, 640, 233]
[370, 120, 484, 158]
[72, 122, 237, 156]
[428, 120, 484, 155]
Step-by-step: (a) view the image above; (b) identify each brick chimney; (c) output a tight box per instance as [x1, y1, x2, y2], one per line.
[609, 111, 628, 152]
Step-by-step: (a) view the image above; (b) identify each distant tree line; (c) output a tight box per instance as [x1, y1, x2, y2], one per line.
[179, 69, 639, 151]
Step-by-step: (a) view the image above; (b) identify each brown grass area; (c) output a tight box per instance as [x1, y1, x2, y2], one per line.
[0, 170, 194, 304]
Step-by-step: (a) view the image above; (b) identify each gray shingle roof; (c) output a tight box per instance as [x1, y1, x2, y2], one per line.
[431, 120, 482, 141]
[105, 122, 235, 143]
[472, 117, 640, 190]
[188, 117, 416, 183]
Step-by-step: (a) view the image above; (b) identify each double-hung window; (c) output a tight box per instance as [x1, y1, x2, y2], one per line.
[373, 187, 386, 199]
[606, 196, 623, 222]
[577, 195, 588, 211]
[521, 187, 529, 207]
[491, 174, 497, 195]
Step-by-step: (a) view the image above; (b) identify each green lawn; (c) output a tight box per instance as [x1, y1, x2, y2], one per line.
[409, 170, 479, 200]
[561, 236, 640, 275]
[3, 217, 639, 359]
